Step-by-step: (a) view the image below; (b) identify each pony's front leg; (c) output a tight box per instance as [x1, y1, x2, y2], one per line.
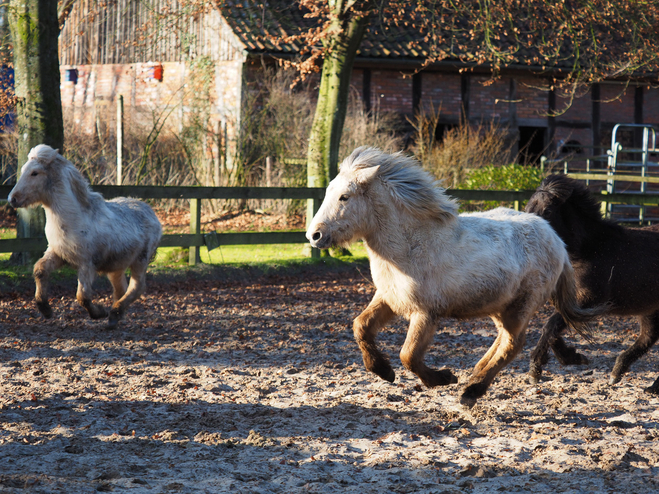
[33, 249, 65, 318]
[400, 312, 458, 387]
[461, 315, 528, 408]
[76, 265, 107, 320]
[354, 294, 396, 382]
[107, 271, 128, 303]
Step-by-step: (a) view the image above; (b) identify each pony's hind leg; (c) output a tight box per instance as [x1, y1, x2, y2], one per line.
[76, 265, 108, 320]
[107, 260, 148, 329]
[33, 249, 65, 318]
[400, 312, 458, 388]
[461, 312, 529, 408]
[353, 294, 396, 383]
[610, 312, 659, 385]
[529, 312, 569, 383]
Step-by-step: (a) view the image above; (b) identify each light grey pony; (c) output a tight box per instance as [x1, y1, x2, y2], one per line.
[8, 144, 162, 328]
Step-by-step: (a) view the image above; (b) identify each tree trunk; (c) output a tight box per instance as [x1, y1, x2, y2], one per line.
[306, 5, 370, 188]
[306, 2, 370, 253]
[8, 0, 64, 264]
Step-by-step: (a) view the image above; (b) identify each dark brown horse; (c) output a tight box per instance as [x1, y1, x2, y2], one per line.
[526, 174, 659, 393]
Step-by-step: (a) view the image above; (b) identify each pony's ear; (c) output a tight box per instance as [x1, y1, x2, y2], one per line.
[355, 165, 379, 186]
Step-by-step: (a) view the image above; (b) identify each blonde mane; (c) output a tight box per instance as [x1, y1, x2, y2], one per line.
[340, 146, 459, 222]
[29, 144, 101, 210]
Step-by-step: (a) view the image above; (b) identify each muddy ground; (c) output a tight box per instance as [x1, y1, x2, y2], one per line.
[1, 262, 659, 493]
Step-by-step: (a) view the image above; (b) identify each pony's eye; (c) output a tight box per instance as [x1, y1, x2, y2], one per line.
[339, 194, 349, 202]
[30, 171, 38, 177]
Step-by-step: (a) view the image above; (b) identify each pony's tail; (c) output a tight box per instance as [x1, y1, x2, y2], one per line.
[550, 260, 607, 340]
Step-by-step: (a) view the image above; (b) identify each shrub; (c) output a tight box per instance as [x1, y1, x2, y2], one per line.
[462, 163, 545, 191]
[461, 163, 545, 210]
[410, 106, 515, 189]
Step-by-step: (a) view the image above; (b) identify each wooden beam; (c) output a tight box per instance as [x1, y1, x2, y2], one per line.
[566, 172, 659, 184]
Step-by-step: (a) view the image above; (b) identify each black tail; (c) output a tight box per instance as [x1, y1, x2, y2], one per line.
[550, 260, 609, 340]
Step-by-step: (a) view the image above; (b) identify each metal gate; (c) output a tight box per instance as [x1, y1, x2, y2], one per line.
[606, 123, 659, 223]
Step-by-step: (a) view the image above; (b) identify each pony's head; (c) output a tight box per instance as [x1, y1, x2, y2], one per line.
[8, 145, 92, 209]
[306, 147, 458, 249]
[525, 174, 603, 248]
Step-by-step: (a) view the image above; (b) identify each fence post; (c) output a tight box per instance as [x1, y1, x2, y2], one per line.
[116, 95, 123, 185]
[265, 156, 272, 187]
[189, 198, 202, 266]
[307, 193, 321, 259]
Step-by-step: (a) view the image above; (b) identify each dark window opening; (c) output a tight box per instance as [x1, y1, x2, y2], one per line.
[435, 123, 456, 143]
[519, 126, 546, 165]
[560, 140, 583, 155]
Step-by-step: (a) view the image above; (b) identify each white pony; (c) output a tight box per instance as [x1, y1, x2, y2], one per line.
[8, 144, 162, 328]
[307, 147, 604, 407]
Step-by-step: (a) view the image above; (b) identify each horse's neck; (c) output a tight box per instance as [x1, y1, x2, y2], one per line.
[362, 210, 455, 268]
[44, 195, 96, 238]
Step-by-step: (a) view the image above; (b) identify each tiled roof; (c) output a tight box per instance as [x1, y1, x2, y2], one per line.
[218, 0, 659, 77]
[218, 0, 433, 60]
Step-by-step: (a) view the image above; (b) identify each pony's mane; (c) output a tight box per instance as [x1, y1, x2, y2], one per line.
[536, 174, 603, 222]
[29, 144, 100, 209]
[340, 147, 459, 222]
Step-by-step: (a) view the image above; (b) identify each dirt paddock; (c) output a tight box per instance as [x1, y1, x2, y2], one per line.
[1, 263, 658, 493]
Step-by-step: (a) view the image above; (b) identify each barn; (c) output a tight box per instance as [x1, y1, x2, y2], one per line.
[58, 0, 659, 174]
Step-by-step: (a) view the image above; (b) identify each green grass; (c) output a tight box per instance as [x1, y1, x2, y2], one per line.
[0, 233, 369, 289]
[0, 228, 14, 263]
[154, 241, 368, 268]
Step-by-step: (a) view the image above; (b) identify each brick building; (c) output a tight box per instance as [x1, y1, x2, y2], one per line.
[59, 0, 659, 170]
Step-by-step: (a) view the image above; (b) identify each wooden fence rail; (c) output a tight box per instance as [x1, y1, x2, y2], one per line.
[2, 180, 659, 265]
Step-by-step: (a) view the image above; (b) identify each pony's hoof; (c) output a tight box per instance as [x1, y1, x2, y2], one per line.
[107, 309, 122, 329]
[423, 368, 458, 387]
[377, 367, 395, 383]
[87, 307, 108, 320]
[459, 394, 478, 409]
[643, 383, 659, 395]
[528, 367, 542, 384]
[609, 374, 622, 385]
[37, 302, 53, 319]
[557, 352, 589, 366]
[368, 359, 395, 383]
[460, 382, 487, 408]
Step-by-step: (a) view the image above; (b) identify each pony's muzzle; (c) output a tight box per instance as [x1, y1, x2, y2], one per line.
[8, 192, 21, 209]
[306, 228, 331, 249]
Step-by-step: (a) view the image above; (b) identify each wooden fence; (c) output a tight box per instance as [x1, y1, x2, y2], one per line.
[2, 177, 659, 265]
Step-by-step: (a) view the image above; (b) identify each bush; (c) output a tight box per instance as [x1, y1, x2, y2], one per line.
[461, 163, 545, 211]
[462, 163, 545, 190]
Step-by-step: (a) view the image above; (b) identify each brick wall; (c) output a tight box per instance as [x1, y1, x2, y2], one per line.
[554, 86, 592, 123]
[370, 69, 414, 115]
[419, 72, 462, 120]
[645, 87, 659, 126]
[61, 61, 242, 132]
[468, 76, 511, 122]
[600, 84, 635, 125]
[515, 77, 550, 127]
